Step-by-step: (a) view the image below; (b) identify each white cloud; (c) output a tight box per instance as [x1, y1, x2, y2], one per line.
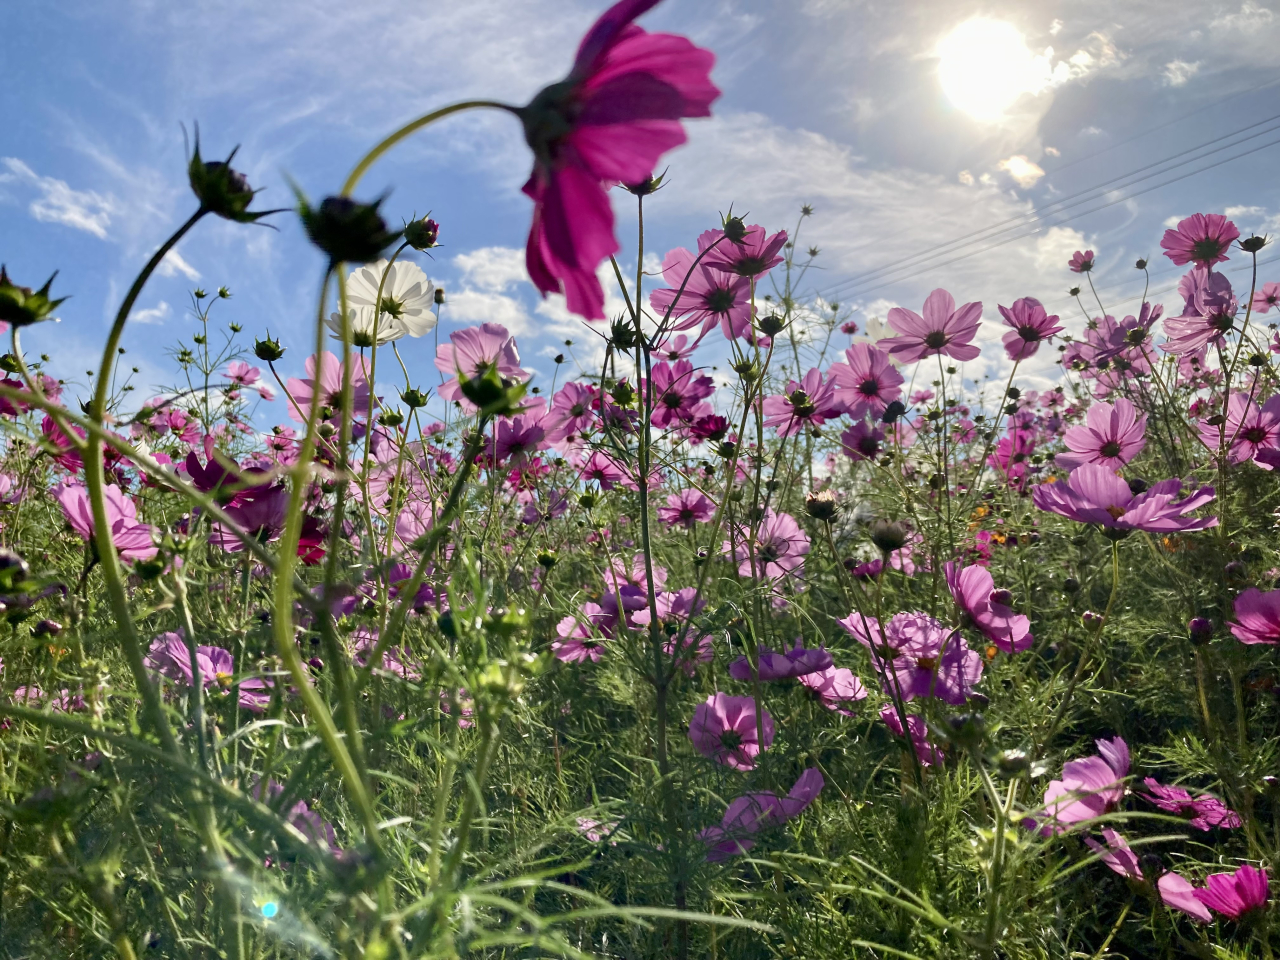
[157, 250, 201, 281]
[453, 246, 527, 291]
[957, 170, 975, 185]
[133, 301, 171, 325]
[1049, 18, 1063, 36]
[1225, 205, 1266, 218]
[1044, 146, 1061, 157]
[1163, 60, 1200, 86]
[1212, 1, 1274, 31]
[1163, 215, 1184, 228]
[997, 155, 1046, 188]
[445, 287, 531, 336]
[0, 158, 115, 238]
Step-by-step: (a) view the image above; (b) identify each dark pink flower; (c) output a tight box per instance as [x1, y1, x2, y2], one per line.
[799, 666, 867, 716]
[490, 411, 547, 465]
[553, 603, 609, 663]
[210, 485, 289, 551]
[1160, 213, 1239, 267]
[1067, 249, 1095, 273]
[726, 509, 810, 579]
[435, 323, 530, 412]
[989, 427, 1035, 489]
[699, 768, 823, 861]
[701, 224, 787, 280]
[688, 692, 774, 770]
[998, 297, 1063, 361]
[828, 343, 903, 420]
[1083, 827, 1141, 880]
[1229, 588, 1280, 645]
[649, 231, 753, 340]
[1161, 266, 1238, 355]
[762, 367, 842, 437]
[51, 482, 158, 562]
[580, 450, 633, 490]
[1027, 736, 1128, 836]
[840, 420, 883, 462]
[1054, 398, 1147, 471]
[1141, 778, 1241, 831]
[657, 488, 715, 528]
[1195, 864, 1269, 920]
[649, 360, 714, 428]
[880, 288, 982, 363]
[145, 631, 271, 712]
[879, 704, 944, 766]
[545, 382, 598, 444]
[944, 561, 1032, 653]
[285, 351, 373, 424]
[1252, 281, 1280, 314]
[519, 0, 719, 319]
[1198, 392, 1280, 465]
[729, 640, 832, 681]
[1031, 464, 1217, 534]
[42, 415, 85, 472]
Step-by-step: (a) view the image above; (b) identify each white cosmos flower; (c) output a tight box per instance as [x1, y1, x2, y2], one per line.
[325, 259, 437, 347]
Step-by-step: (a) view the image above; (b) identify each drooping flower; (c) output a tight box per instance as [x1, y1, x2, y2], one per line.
[1081, 830, 1212, 921]
[1158, 872, 1213, 923]
[51, 482, 158, 562]
[649, 360, 714, 428]
[761, 367, 842, 437]
[729, 640, 833, 681]
[1194, 864, 1270, 920]
[726, 509, 810, 580]
[1031, 464, 1217, 534]
[799, 666, 868, 715]
[827, 342, 904, 420]
[1228, 588, 1280, 645]
[1054, 397, 1147, 471]
[1140, 778, 1241, 831]
[649, 230, 753, 340]
[999, 297, 1063, 360]
[326, 259, 436, 346]
[880, 288, 982, 363]
[1068, 249, 1095, 273]
[518, 0, 719, 319]
[700, 224, 788, 280]
[434, 323, 530, 412]
[1027, 736, 1129, 836]
[657, 488, 715, 529]
[944, 561, 1032, 653]
[1160, 213, 1239, 267]
[1161, 265, 1238, 356]
[699, 768, 823, 861]
[688, 692, 774, 770]
[285, 351, 373, 424]
[879, 704, 944, 766]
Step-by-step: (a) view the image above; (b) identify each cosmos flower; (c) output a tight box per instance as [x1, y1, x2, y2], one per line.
[700, 224, 787, 280]
[688, 692, 774, 770]
[145, 631, 271, 712]
[761, 367, 843, 437]
[998, 296, 1063, 361]
[285, 351, 374, 424]
[726, 509, 810, 580]
[649, 360, 714, 428]
[1054, 397, 1147, 471]
[699, 768, 823, 861]
[1195, 864, 1270, 920]
[1140, 778, 1241, 831]
[1198, 392, 1280, 465]
[880, 288, 982, 364]
[545, 382, 598, 444]
[1251, 281, 1280, 314]
[209, 485, 290, 551]
[51, 482, 158, 562]
[1160, 213, 1239, 267]
[434, 323, 530, 412]
[1027, 736, 1129, 836]
[728, 640, 833, 681]
[325, 259, 436, 346]
[799, 666, 868, 716]
[879, 704, 944, 766]
[657, 488, 715, 528]
[1031, 464, 1216, 534]
[944, 561, 1032, 653]
[1067, 249, 1095, 273]
[827, 342, 904, 420]
[840, 420, 884, 462]
[1228, 588, 1280, 645]
[1081, 829, 1212, 922]
[649, 230, 753, 340]
[552, 604, 609, 663]
[519, 0, 719, 319]
[1161, 266, 1238, 355]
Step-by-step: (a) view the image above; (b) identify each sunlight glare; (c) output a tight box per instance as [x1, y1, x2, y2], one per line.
[937, 19, 1052, 123]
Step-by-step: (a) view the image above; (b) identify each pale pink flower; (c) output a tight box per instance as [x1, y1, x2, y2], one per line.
[880, 288, 982, 363]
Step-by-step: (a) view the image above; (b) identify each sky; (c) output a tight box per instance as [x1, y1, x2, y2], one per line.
[3, 0, 1280, 420]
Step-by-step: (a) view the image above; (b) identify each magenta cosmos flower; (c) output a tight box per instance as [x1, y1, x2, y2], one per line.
[839, 610, 982, 704]
[1082, 829, 1212, 922]
[1027, 736, 1129, 836]
[799, 666, 867, 716]
[699, 768, 823, 861]
[1198, 392, 1280, 465]
[145, 631, 271, 712]
[1252, 281, 1280, 314]
[1067, 249, 1095, 273]
[285, 351, 373, 424]
[1053, 397, 1147, 471]
[1160, 213, 1240, 267]
[435, 323, 530, 412]
[649, 230, 753, 340]
[879, 704, 944, 767]
[944, 561, 1032, 653]
[727, 509, 810, 579]
[1195, 864, 1270, 920]
[210, 484, 289, 551]
[688, 692, 774, 770]
[880, 288, 982, 363]
[828, 342, 903, 420]
[762, 367, 842, 437]
[1141, 778, 1240, 831]
[998, 297, 1063, 361]
[545, 381, 598, 444]
[840, 420, 884, 462]
[1161, 266, 1238, 356]
[1229, 588, 1280, 645]
[552, 603, 608, 663]
[657, 488, 715, 529]
[1032, 464, 1216, 534]
[52, 482, 158, 562]
[518, 0, 719, 319]
[729, 640, 832, 681]
[649, 359, 714, 428]
[700, 224, 787, 280]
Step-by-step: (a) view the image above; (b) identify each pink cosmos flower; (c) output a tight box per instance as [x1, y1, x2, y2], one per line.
[1031, 464, 1217, 534]
[1028, 736, 1129, 836]
[576, 817, 618, 844]
[989, 427, 1035, 489]
[1081, 830, 1212, 921]
[649, 360, 714, 428]
[799, 666, 868, 716]
[580, 450, 635, 491]
[491, 411, 547, 465]
[654, 332, 697, 361]
[699, 768, 823, 861]
[649, 230, 753, 340]
[1252, 281, 1280, 314]
[1160, 213, 1239, 267]
[1067, 249, 1095, 273]
[553, 603, 609, 663]
[1228, 588, 1280, 645]
[944, 561, 1032, 653]
[1141, 778, 1241, 831]
[689, 692, 774, 770]
[726, 509, 810, 579]
[827, 343, 904, 420]
[51, 482, 158, 562]
[145, 631, 271, 712]
[879, 704, 944, 766]
[701, 224, 788, 280]
[840, 420, 883, 462]
[1054, 398, 1147, 471]
[761, 367, 842, 437]
[42, 415, 85, 472]
[545, 382, 598, 444]
[209, 485, 289, 551]
[285, 351, 373, 424]
[880, 288, 983, 363]
[728, 640, 833, 681]
[840, 610, 982, 704]
[1198, 392, 1280, 465]
[998, 297, 1063, 361]
[1195, 864, 1270, 920]
[657, 488, 715, 528]
[519, 0, 719, 319]
[1161, 266, 1238, 355]
[1159, 873, 1213, 923]
[435, 323, 530, 411]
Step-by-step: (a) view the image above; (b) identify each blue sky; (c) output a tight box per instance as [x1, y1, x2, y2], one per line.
[4, 0, 1280, 418]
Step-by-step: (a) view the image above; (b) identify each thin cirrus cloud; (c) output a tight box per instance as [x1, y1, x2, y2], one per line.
[0, 157, 116, 239]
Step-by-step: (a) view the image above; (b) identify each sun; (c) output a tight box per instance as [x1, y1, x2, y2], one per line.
[937, 19, 1051, 123]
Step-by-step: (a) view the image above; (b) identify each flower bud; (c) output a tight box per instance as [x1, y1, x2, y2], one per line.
[188, 131, 277, 223]
[870, 519, 907, 553]
[32, 619, 62, 638]
[298, 194, 401, 265]
[717, 440, 737, 459]
[1081, 610, 1104, 629]
[0, 550, 30, 584]
[1240, 235, 1269, 254]
[0, 266, 67, 328]
[722, 214, 748, 244]
[1135, 258, 1148, 270]
[578, 492, 598, 511]
[610, 380, 635, 407]
[253, 336, 285, 362]
[399, 387, 429, 409]
[1249, 353, 1269, 367]
[0, 355, 22, 375]
[536, 550, 557, 569]
[625, 172, 664, 196]
[1068, 286, 1081, 297]
[377, 409, 404, 428]
[1006, 387, 1021, 400]
[945, 712, 986, 750]
[403, 216, 440, 251]
[996, 748, 1029, 774]
[434, 287, 446, 305]
[609, 318, 637, 350]
[881, 400, 906, 424]
[805, 490, 838, 521]
[732, 360, 759, 383]
[1188, 617, 1213, 645]
[758, 314, 785, 337]
[989, 588, 1013, 607]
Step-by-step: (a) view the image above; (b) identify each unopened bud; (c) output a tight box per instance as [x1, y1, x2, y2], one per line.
[870, 519, 907, 553]
[253, 336, 285, 362]
[1188, 617, 1213, 645]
